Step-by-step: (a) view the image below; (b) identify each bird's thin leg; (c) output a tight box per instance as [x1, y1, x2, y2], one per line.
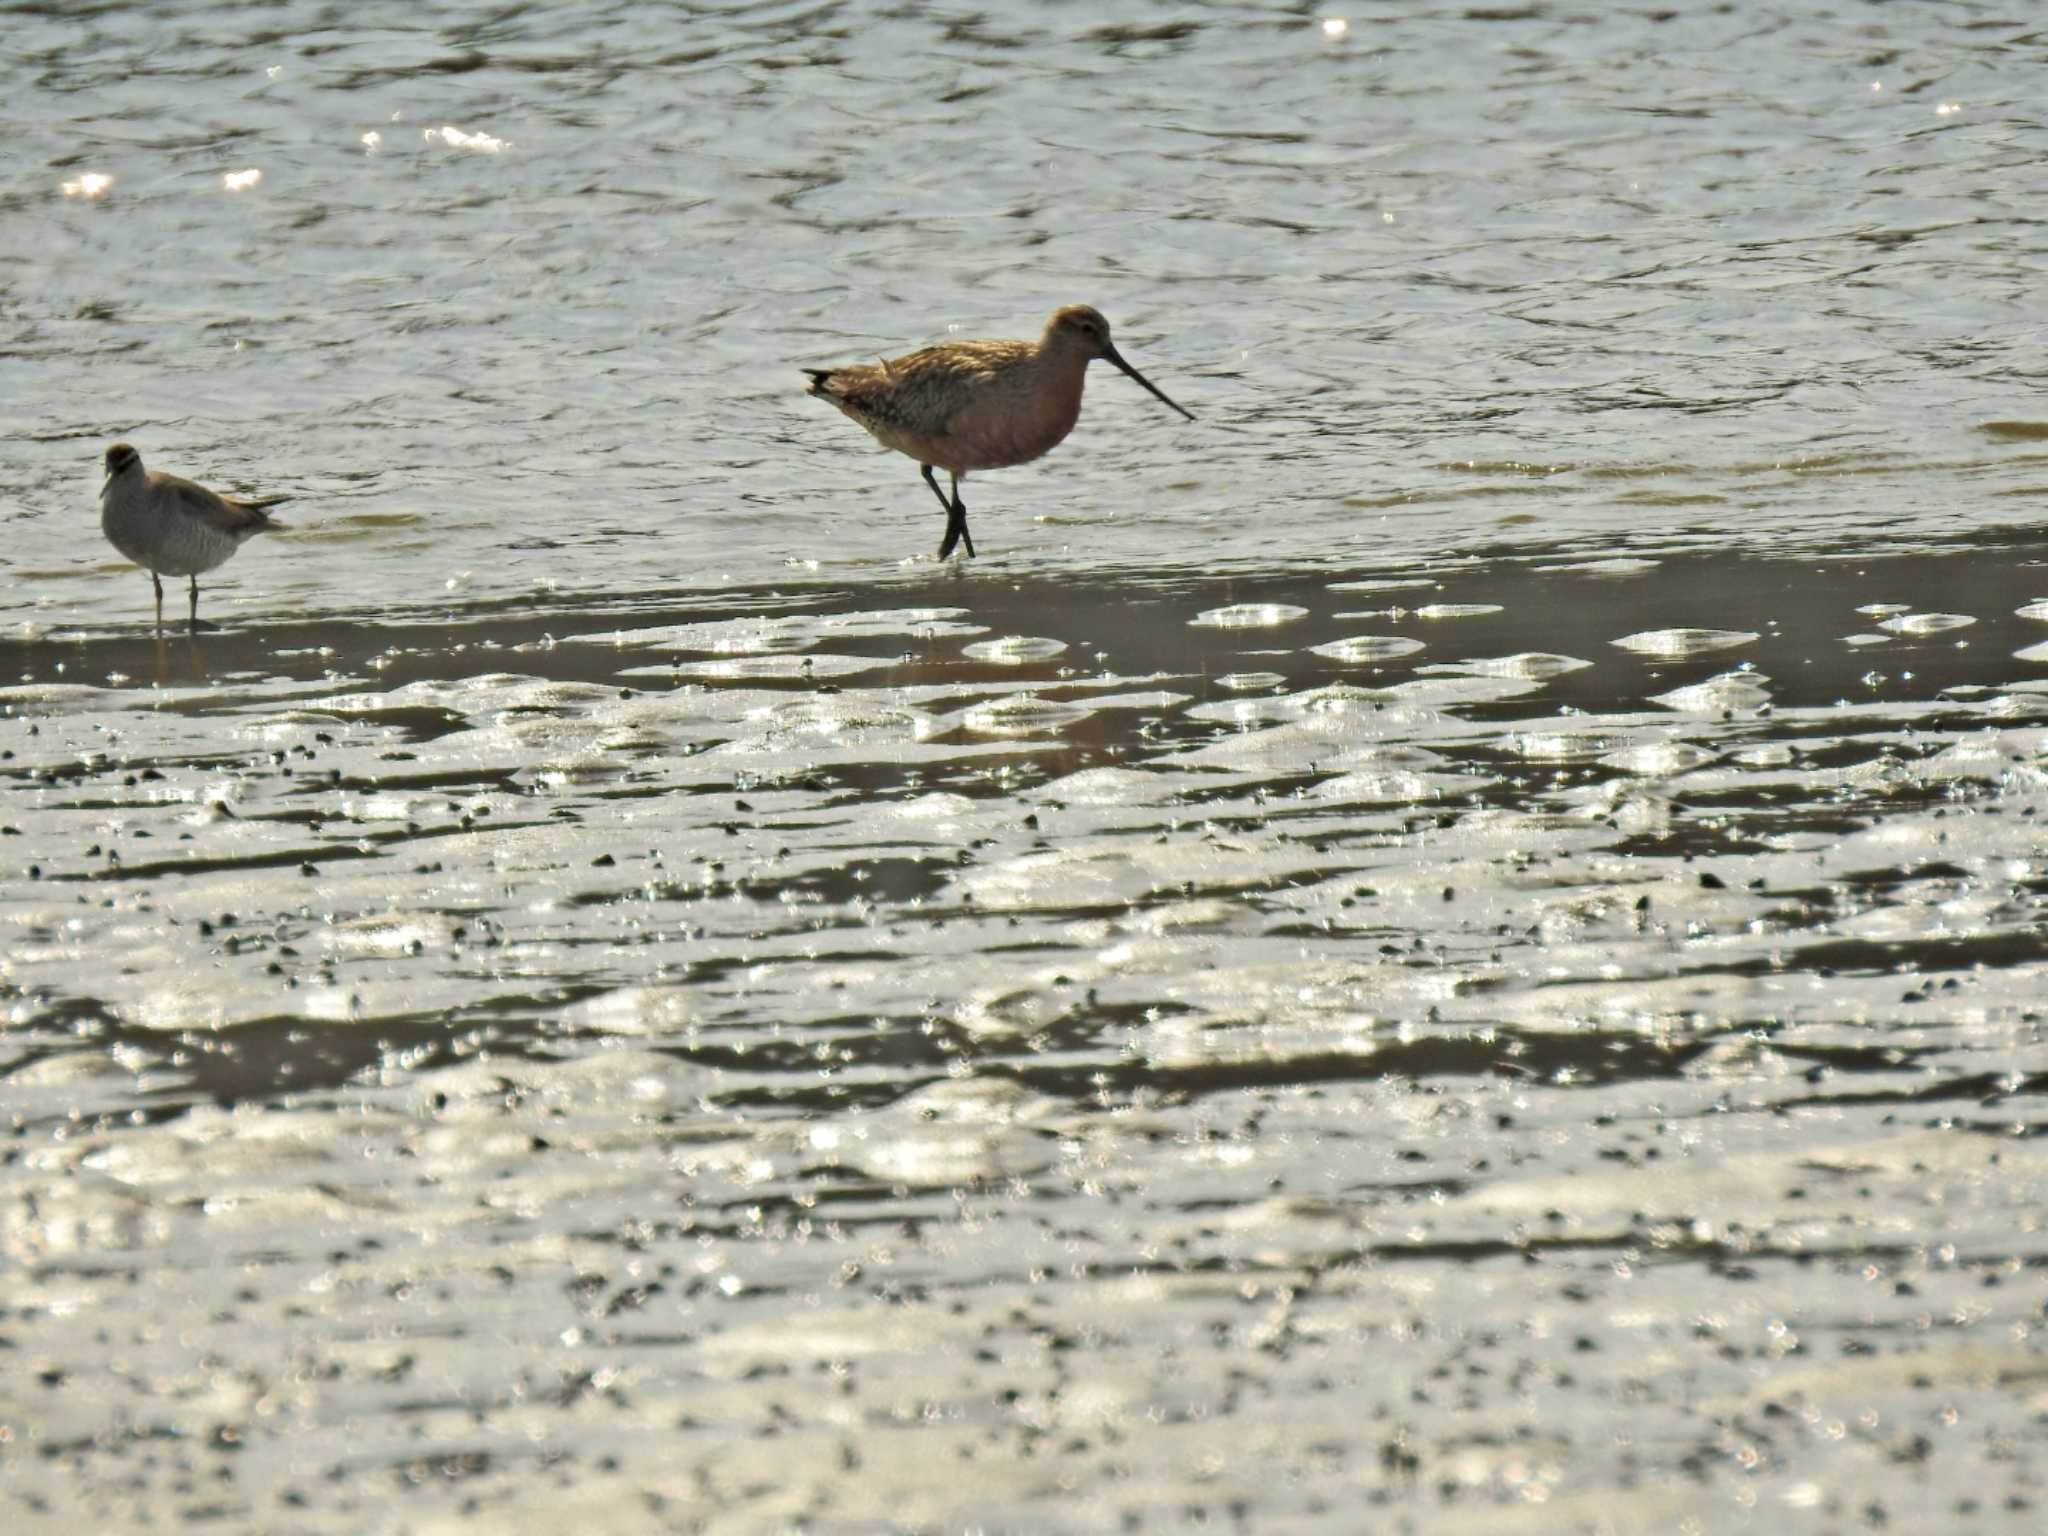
[943, 473, 975, 560]
[936, 476, 972, 559]
[926, 465, 974, 560]
[920, 464, 952, 513]
[188, 575, 201, 634]
[151, 572, 164, 633]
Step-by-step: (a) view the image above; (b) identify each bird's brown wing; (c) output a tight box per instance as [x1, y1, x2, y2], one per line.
[823, 339, 1032, 436]
[167, 476, 287, 533]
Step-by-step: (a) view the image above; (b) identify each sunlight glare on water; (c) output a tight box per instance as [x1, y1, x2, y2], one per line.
[4, 2, 2048, 1531]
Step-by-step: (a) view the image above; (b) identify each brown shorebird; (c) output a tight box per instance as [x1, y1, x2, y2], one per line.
[99, 443, 288, 632]
[803, 304, 1195, 559]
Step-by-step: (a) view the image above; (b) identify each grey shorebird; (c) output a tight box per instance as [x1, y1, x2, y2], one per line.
[99, 443, 288, 632]
[803, 304, 1195, 560]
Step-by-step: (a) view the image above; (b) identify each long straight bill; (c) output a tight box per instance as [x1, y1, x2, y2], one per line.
[1105, 347, 1196, 421]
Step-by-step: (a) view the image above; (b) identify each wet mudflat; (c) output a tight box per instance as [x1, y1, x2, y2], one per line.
[6, 537, 2048, 1533]
[10, 0, 2048, 1528]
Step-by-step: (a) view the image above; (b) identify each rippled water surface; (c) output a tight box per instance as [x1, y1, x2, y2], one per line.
[6, 3, 2048, 1532]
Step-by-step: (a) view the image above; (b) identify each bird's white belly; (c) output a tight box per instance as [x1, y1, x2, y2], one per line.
[101, 497, 241, 577]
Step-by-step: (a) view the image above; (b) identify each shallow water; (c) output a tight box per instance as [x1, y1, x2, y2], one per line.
[6, 3, 2048, 1533]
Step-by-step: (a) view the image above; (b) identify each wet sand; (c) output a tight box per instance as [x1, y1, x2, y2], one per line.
[7, 539, 2048, 1532]
[10, 0, 2048, 1527]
